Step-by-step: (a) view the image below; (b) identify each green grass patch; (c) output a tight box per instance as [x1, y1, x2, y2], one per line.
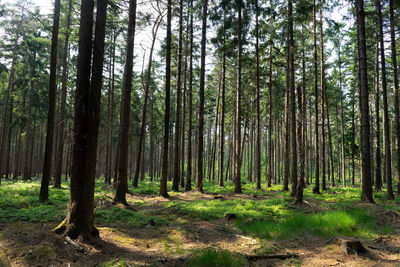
[188, 247, 246, 267]
[238, 208, 377, 240]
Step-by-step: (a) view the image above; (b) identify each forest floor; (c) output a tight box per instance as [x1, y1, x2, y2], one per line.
[0, 179, 399, 266]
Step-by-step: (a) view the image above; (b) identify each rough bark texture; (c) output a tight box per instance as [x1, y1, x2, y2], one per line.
[356, 0, 374, 203]
[56, 0, 108, 239]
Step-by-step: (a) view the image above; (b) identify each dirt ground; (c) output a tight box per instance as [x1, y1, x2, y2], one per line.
[1, 191, 399, 266]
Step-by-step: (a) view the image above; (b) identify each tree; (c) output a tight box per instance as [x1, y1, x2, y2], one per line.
[356, 0, 374, 203]
[312, 0, 320, 194]
[389, 0, 400, 196]
[288, 0, 297, 198]
[186, 0, 194, 192]
[39, 0, 61, 202]
[54, 0, 73, 189]
[234, 0, 242, 194]
[114, 0, 137, 204]
[196, 0, 208, 193]
[55, 0, 108, 239]
[173, 0, 184, 192]
[255, 0, 261, 190]
[160, 0, 172, 197]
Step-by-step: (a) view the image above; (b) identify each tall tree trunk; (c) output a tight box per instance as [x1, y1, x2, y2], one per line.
[255, 1, 261, 189]
[55, 0, 108, 239]
[288, 0, 297, 197]
[319, 2, 326, 192]
[376, 0, 393, 198]
[196, 0, 208, 193]
[186, 0, 194, 191]
[268, 44, 273, 188]
[40, 0, 61, 201]
[356, 0, 374, 203]
[373, 38, 382, 191]
[218, 12, 226, 188]
[312, 0, 320, 194]
[234, 0, 242, 194]
[338, 41, 346, 187]
[114, 0, 137, 204]
[160, 0, 172, 197]
[389, 0, 400, 196]
[173, 0, 184, 191]
[23, 51, 36, 181]
[54, 0, 73, 188]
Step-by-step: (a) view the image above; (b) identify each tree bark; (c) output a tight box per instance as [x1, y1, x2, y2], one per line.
[55, 0, 108, 239]
[114, 0, 137, 204]
[356, 0, 374, 203]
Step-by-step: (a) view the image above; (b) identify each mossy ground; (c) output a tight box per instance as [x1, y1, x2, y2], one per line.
[0, 178, 399, 266]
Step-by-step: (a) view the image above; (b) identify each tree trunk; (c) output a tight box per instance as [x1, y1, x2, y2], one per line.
[288, 0, 297, 198]
[114, 0, 137, 204]
[234, 0, 242, 194]
[312, 0, 320, 194]
[389, 0, 400, 196]
[373, 38, 382, 191]
[55, 0, 108, 239]
[356, 0, 374, 203]
[173, 0, 184, 191]
[196, 0, 208, 193]
[255, 2, 261, 189]
[160, 0, 172, 197]
[186, 0, 194, 191]
[39, 0, 61, 201]
[54, 0, 73, 188]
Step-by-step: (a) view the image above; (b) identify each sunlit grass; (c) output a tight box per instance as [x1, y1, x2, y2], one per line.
[0, 177, 397, 242]
[188, 247, 246, 267]
[238, 209, 377, 240]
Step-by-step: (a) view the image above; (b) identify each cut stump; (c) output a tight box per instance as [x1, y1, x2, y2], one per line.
[331, 237, 368, 255]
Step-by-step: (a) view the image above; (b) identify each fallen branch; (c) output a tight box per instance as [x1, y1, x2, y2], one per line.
[244, 253, 298, 260]
[65, 236, 84, 253]
[8, 256, 15, 267]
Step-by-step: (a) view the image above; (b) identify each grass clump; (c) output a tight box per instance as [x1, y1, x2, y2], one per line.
[189, 247, 246, 267]
[101, 258, 127, 267]
[238, 209, 376, 240]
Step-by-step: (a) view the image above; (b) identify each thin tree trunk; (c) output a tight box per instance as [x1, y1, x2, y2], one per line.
[312, 0, 320, 194]
[54, 0, 73, 188]
[197, 0, 208, 193]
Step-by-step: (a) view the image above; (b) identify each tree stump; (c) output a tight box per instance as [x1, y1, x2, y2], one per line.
[331, 237, 368, 255]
